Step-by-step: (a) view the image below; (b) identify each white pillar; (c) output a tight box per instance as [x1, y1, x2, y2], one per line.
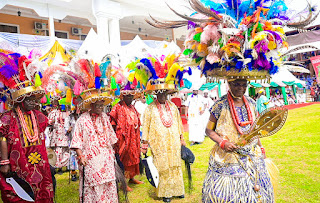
[109, 18, 121, 52]
[92, 0, 122, 49]
[48, 15, 55, 41]
[95, 14, 110, 46]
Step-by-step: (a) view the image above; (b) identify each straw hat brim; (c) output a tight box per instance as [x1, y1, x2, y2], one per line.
[79, 93, 113, 110]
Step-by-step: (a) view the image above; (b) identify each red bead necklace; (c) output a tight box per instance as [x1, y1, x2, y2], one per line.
[16, 106, 39, 143]
[227, 91, 253, 135]
[155, 100, 173, 128]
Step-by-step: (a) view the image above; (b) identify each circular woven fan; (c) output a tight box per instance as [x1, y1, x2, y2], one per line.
[237, 106, 288, 146]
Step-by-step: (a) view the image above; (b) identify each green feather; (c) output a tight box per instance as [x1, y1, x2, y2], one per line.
[193, 33, 202, 42]
[34, 73, 42, 87]
[183, 49, 193, 55]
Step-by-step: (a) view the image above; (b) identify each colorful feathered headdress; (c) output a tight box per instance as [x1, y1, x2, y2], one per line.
[0, 53, 45, 105]
[127, 55, 192, 94]
[71, 58, 113, 110]
[146, 0, 319, 81]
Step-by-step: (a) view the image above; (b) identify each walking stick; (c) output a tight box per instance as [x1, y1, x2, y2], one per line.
[82, 166, 85, 203]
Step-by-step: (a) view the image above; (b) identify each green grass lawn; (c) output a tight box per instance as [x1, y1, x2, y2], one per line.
[42, 104, 320, 202]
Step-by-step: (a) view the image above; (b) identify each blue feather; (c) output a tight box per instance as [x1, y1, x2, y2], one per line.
[100, 61, 110, 79]
[235, 60, 243, 72]
[115, 85, 120, 96]
[140, 58, 158, 80]
[176, 70, 183, 83]
[95, 77, 101, 89]
[188, 67, 192, 75]
[0, 65, 19, 79]
[8, 53, 21, 66]
[183, 78, 192, 89]
[200, 0, 225, 13]
[38, 71, 43, 78]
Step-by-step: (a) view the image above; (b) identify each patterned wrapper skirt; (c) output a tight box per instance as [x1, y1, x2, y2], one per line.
[202, 153, 275, 203]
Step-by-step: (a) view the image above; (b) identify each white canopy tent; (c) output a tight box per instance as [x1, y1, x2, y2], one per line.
[271, 67, 306, 86]
[77, 29, 113, 62]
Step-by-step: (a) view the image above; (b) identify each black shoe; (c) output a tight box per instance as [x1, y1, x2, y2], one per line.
[163, 197, 171, 202]
[71, 174, 77, 181]
[177, 195, 184, 199]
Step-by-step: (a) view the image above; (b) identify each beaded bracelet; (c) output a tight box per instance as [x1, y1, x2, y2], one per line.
[0, 137, 6, 142]
[0, 159, 10, 166]
[261, 147, 266, 154]
[219, 139, 228, 150]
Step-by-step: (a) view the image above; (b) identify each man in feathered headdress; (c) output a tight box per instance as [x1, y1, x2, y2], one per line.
[109, 68, 144, 191]
[139, 56, 190, 202]
[0, 54, 54, 202]
[145, 0, 317, 202]
[70, 59, 119, 203]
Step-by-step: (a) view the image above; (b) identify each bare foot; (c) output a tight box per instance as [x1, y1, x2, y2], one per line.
[129, 179, 144, 184]
[126, 185, 133, 192]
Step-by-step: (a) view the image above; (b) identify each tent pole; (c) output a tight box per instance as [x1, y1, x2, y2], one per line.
[281, 87, 288, 105]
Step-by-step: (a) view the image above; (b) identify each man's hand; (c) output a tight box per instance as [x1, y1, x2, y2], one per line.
[0, 165, 10, 176]
[224, 142, 238, 152]
[200, 110, 205, 115]
[79, 157, 88, 166]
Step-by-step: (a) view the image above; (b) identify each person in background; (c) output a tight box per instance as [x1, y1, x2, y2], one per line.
[48, 98, 70, 173]
[65, 106, 79, 181]
[256, 89, 271, 114]
[202, 90, 214, 136]
[185, 89, 205, 145]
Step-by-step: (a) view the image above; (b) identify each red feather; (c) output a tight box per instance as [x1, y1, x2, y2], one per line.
[78, 59, 94, 88]
[154, 60, 166, 78]
[94, 63, 102, 77]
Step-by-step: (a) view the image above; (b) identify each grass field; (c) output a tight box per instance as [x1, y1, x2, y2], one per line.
[49, 104, 320, 202]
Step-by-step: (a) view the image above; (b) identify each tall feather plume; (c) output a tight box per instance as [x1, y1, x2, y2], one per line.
[78, 59, 95, 88]
[64, 70, 88, 88]
[280, 45, 318, 58]
[134, 64, 149, 86]
[18, 56, 29, 81]
[189, 0, 222, 21]
[100, 60, 111, 79]
[166, 3, 219, 23]
[42, 65, 65, 88]
[145, 15, 188, 29]
[287, 3, 320, 29]
[154, 59, 166, 78]
[140, 58, 159, 80]
[0, 65, 19, 88]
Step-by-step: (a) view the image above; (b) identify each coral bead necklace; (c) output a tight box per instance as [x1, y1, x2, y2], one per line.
[227, 91, 253, 135]
[155, 100, 173, 128]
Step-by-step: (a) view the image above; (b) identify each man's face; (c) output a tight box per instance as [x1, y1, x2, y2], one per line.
[123, 94, 134, 106]
[193, 90, 198, 95]
[228, 79, 248, 98]
[157, 92, 168, 103]
[90, 100, 105, 115]
[204, 92, 208, 97]
[52, 100, 59, 108]
[22, 96, 38, 111]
